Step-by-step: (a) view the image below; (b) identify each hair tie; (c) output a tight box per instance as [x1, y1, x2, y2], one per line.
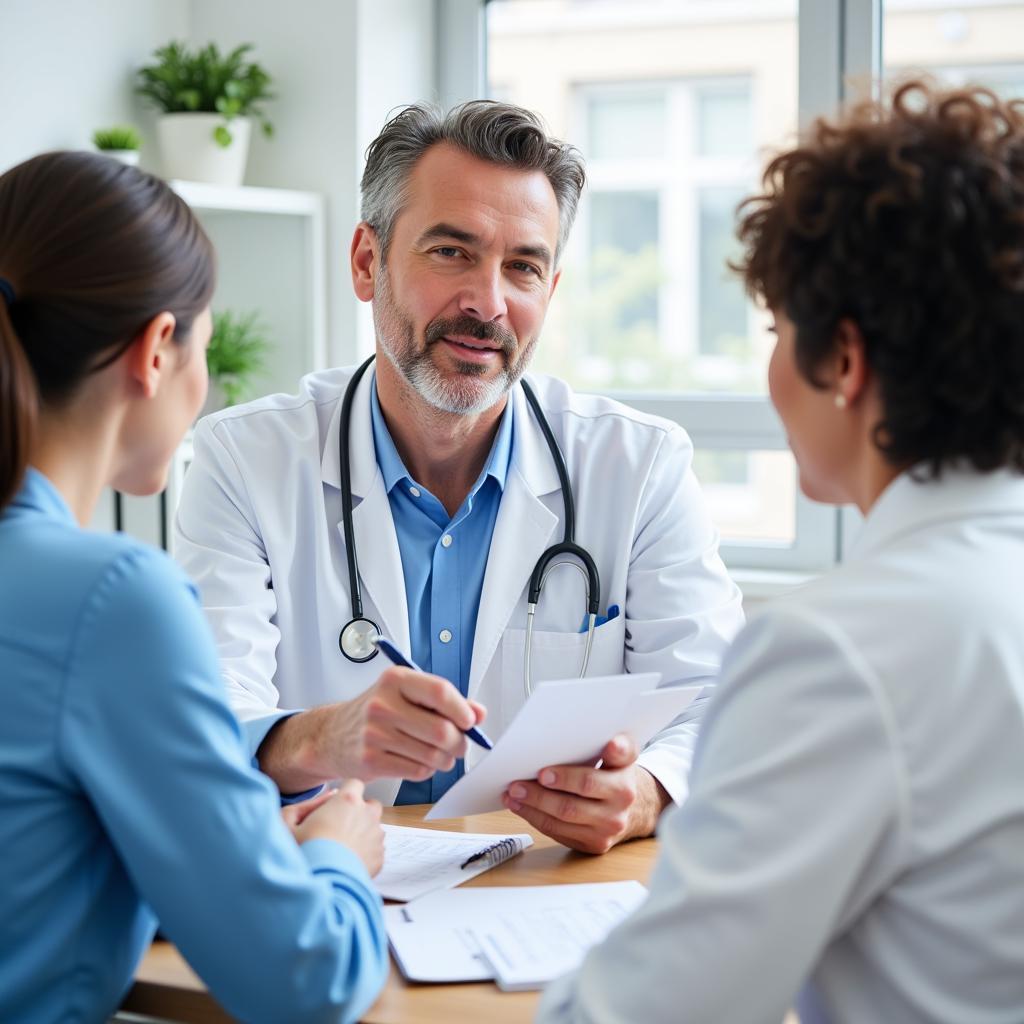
[0, 278, 15, 306]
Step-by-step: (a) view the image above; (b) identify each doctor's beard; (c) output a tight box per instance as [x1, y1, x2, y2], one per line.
[373, 271, 538, 415]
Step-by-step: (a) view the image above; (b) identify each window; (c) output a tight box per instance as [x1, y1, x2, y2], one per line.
[486, 0, 821, 570]
[474, 0, 948, 573]
[572, 79, 758, 393]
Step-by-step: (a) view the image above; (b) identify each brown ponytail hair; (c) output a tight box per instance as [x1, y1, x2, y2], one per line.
[0, 151, 215, 510]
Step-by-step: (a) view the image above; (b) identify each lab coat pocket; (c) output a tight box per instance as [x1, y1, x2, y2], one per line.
[498, 619, 626, 733]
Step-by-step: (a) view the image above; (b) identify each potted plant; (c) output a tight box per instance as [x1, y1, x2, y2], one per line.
[201, 309, 271, 417]
[92, 125, 142, 166]
[136, 41, 274, 187]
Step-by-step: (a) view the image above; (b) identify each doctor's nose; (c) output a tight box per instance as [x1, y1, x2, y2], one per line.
[459, 264, 508, 324]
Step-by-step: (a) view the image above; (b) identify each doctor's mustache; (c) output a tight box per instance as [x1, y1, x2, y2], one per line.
[424, 315, 518, 355]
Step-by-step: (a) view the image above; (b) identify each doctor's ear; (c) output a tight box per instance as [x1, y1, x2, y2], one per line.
[125, 312, 177, 399]
[351, 222, 380, 302]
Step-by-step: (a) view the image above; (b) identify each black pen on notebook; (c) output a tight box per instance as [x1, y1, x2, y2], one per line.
[371, 636, 494, 751]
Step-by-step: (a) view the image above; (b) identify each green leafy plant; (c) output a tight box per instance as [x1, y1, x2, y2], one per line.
[136, 41, 274, 147]
[92, 125, 142, 151]
[206, 310, 270, 406]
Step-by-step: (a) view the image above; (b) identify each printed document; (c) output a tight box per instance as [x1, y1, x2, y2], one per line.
[385, 881, 647, 987]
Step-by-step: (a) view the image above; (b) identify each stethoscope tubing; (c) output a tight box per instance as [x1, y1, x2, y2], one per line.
[336, 355, 601, 683]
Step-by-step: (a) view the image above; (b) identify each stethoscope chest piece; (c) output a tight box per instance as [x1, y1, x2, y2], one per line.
[339, 616, 382, 663]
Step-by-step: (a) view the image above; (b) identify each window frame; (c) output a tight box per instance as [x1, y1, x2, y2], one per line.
[574, 76, 758, 375]
[447, 0, 883, 574]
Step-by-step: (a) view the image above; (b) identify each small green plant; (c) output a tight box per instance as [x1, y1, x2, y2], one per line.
[136, 41, 274, 147]
[92, 125, 141, 151]
[206, 310, 270, 406]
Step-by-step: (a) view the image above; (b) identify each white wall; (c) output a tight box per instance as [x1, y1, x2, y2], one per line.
[0, 0, 441, 365]
[0, 0, 189, 173]
[189, 0, 360, 364]
[181, 0, 438, 364]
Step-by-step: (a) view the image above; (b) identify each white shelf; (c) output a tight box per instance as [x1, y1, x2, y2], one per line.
[174, 180, 329, 394]
[170, 180, 324, 217]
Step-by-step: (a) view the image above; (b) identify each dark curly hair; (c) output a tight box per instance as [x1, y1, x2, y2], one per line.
[735, 79, 1024, 477]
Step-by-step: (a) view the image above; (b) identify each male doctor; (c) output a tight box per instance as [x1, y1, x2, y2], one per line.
[175, 101, 743, 854]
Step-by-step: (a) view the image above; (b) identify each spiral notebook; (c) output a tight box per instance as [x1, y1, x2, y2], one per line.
[373, 824, 534, 902]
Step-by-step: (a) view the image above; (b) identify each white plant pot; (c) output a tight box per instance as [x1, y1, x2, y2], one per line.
[157, 113, 251, 187]
[99, 149, 140, 167]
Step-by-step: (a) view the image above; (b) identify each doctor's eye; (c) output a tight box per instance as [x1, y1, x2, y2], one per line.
[509, 260, 541, 276]
[432, 246, 464, 260]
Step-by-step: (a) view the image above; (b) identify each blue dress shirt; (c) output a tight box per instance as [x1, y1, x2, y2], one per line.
[0, 469, 387, 1024]
[369, 377, 513, 804]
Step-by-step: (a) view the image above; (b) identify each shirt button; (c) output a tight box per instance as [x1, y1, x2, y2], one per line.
[439, 629, 453, 644]
[408, 486, 421, 498]
[441, 534, 453, 548]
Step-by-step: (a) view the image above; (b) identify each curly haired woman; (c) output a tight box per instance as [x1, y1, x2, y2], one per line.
[538, 79, 1024, 1024]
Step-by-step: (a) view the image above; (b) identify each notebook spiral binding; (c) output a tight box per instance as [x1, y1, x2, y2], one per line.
[477, 836, 524, 867]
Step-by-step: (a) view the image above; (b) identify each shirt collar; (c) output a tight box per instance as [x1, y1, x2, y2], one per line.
[369, 370, 515, 497]
[5, 467, 77, 525]
[848, 462, 1024, 562]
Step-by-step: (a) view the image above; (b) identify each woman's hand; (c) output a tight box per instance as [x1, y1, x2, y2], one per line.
[281, 779, 385, 876]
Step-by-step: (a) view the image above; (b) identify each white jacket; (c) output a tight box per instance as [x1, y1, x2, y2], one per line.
[174, 366, 744, 805]
[538, 466, 1024, 1024]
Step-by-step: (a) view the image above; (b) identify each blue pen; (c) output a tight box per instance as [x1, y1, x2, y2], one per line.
[371, 636, 494, 751]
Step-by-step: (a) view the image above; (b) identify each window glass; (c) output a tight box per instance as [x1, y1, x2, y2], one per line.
[696, 86, 752, 158]
[692, 449, 797, 545]
[698, 185, 749, 361]
[588, 93, 667, 160]
[487, 0, 802, 559]
[486, 0, 798, 397]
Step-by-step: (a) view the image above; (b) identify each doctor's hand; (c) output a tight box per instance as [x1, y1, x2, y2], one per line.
[502, 734, 672, 855]
[333, 666, 487, 783]
[281, 780, 386, 876]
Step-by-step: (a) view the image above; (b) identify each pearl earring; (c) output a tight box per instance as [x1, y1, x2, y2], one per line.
[834, 393, 847, 409]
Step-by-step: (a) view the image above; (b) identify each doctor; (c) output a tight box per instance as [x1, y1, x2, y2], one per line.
[175, 100, 743, 853]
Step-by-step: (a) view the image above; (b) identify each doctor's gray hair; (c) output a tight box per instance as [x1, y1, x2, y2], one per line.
[360, 100, 586, 266]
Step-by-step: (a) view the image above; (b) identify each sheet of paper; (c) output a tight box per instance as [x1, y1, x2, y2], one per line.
[384, 882, 646, 985]
[373, 825, 533, 902]
[469, 880, 648, 990]
[384, 905, 493, 982]
[429, 673, 702, 819]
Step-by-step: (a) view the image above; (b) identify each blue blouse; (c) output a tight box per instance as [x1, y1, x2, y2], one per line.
[0, 469, 387, 1023]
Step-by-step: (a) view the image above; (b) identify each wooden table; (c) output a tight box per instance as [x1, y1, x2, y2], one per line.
[123, 804, 659, 1024]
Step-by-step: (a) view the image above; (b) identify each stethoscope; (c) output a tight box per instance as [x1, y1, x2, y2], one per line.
[337, 354, 600, 696]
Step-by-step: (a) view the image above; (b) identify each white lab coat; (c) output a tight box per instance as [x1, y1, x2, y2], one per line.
[538, 466, 1024, 1024]
[174, 365, 744, 806]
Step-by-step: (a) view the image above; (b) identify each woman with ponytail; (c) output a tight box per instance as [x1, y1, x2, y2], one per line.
[0, 152, 388, 1024]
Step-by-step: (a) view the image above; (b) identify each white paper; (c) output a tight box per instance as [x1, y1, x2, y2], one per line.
[470, 881, 648, 990]
[373, 824, 533, 902]
[385, 882, 646, 985]
[384, 905, 493, 982]
[428, 673, 702, 819]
